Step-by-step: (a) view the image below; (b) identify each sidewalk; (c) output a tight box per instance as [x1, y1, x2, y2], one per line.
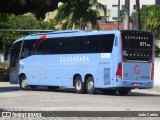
[152, 86, 160, 92]
[154, 57, 160, 86]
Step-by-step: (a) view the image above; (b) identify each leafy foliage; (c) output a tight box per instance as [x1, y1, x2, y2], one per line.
[155, 45, 160, 57]
[0, 13, 54, 55]
[130, 5, 160, 39]
[145, 5, 160, 39]
[54, 0, 101, 30]
[0, 62, 9, 68]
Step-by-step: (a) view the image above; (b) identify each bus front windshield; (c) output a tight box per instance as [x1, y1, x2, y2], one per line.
[121, 31, 153, 61]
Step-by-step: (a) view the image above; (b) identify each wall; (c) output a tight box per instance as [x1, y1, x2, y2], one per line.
[154, 58, 160, 86]
[99, 23, 132, 30]
[0, 54, 4, 63]
[97, 0, 155, 21]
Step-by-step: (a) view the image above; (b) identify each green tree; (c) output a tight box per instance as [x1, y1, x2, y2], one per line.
[155, 45, 160, 57]
[140, 5, 160, 38]
[0, 13, 54, 57]
[7, 14, 53, 30]
[54, 0, 101, 30]
[130, 5, 160, 38]
[0, 13, 10, 56]
[119, 9, 125, 23]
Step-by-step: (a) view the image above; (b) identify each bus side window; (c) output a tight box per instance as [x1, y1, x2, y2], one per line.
[114, 37, 118, 46]
[75, 36, 87, 53]
[57, 39, 63, 54]
[20, 40, 35, 59]
[35, 40, 47, 55]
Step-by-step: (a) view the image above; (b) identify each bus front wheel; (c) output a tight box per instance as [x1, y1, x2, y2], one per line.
[75, 76, 86, 94]
[20, 75, 28, 90]
[86, 76, 96, 94]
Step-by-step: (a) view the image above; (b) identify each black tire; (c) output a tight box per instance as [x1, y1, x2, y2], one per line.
[47, 86, 59, 91]
[118, 89, 130, 96]
[86, 76, 96, 94]
[74, 76, 86, 94]
[102, 89, 117, 95]
[19, 75, 28, 90]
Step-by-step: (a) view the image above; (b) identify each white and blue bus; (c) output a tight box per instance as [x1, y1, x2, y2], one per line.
[10, 30, 154, 95]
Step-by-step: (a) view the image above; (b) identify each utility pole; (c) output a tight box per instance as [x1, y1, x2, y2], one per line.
[117, 0, 120, 30]
[112, 0, 120, 30]
[124, 0, 130, 30]
[135, 0, 140, 30]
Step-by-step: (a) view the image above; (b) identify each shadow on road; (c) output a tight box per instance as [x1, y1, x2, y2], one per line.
[0, 81, 20, 93]
[32, 87, 160, 97]
[127, 91, 160, 97]
[0, 87, 21, 93]
[0, 82, 160, 97]
[31, 87, 76, 93]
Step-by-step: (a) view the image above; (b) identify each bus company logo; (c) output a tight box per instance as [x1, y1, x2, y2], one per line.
[60, 56, 89, 63]
[125, 36, 149, 40]
[134, 65, 140, 74]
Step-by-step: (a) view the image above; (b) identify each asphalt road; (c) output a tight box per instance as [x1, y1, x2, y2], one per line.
[0, 82, 160, 119]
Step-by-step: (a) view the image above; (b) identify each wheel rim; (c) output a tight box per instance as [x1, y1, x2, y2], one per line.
[87, 80, 94, 91]
[76, 80, 82, 91]
[21, 79, 27, 89]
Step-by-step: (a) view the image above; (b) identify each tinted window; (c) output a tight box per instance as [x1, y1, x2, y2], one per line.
[20, 34, 115, 56]
[87, 34, 114, 53]
[121, 31, 153, 61]
[46, 34, 115, 54]
[21, 40, 35, 59]
[20, 38, 47, 58]
[46, 37, 76, 54]
[35, 40, 47, 55]
[122, 32, 153, 50]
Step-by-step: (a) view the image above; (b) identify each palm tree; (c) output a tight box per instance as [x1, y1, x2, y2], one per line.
[54, 0, 102, 30]
[135, 0, 140, 30]
[146, 5, 160, 38]
[124, 0, 130, 30]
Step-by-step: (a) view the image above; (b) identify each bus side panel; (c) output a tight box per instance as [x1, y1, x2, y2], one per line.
[24, 54, 114, 88]
[24, 55, 47, 85]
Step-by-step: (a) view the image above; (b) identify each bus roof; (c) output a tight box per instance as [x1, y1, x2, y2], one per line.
[14, 29, 122, 44]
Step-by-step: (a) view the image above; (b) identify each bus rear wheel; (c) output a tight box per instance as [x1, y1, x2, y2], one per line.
[118, 89, 130, 96]
[75, 76, 86, 94]
[86, 76, 96, 94]
[20, 75, 28, 90]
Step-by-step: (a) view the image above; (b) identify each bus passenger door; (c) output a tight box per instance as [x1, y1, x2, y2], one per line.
[28, 35, 47, 85]
[10, 41, 23, 84]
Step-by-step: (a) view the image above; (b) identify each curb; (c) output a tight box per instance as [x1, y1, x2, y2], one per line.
[152, 86, 160, 92]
